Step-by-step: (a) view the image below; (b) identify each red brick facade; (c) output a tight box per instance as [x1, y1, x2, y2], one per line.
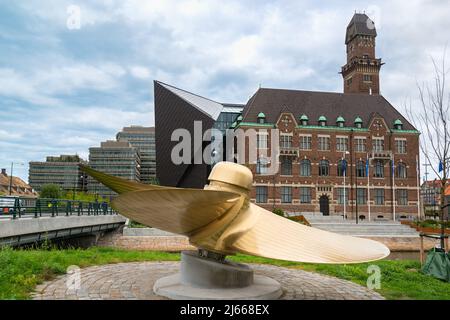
[239, 114, 420, 220]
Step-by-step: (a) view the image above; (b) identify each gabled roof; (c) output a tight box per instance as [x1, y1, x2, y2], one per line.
[155, 81, 224, 120]
[241, 87, 416, 131]
[345, 13, 377, 44]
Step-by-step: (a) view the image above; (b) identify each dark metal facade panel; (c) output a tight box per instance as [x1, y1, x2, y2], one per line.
[154, 81, 215, 188]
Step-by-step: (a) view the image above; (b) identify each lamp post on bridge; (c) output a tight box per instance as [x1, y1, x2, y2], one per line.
[8, 162, 24, 195]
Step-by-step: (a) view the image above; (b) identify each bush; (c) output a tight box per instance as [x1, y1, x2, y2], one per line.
[39, 184, 62, 199]
[63, 191, 108, 203]
[272, 208, 285, 217]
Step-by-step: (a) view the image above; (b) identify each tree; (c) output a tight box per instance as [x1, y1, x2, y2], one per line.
[406, 51, 450, 247]
[39, 184, 62, 199]
[272, 208, 286, 217]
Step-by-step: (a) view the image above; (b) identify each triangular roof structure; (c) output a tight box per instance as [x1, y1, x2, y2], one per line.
[155, 81, 224, 120]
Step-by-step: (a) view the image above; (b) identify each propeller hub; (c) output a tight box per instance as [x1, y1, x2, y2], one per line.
[208, 162, 253, 191]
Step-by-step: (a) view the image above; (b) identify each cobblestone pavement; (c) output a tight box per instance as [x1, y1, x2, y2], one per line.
[32, 262, 384, 300]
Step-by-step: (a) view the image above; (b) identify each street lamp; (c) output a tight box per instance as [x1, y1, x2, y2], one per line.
[9, 162, 24, 195]
[342, 151, 350, 219]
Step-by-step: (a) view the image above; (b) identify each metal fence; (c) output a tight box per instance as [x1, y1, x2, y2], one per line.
[0, 196, 118, 219]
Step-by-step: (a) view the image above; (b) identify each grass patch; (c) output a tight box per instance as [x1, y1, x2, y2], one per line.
[0, 246, 179, 299]
[0, 247, 449, 300]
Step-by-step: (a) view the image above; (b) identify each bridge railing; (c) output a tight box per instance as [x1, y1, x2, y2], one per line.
[0, 196, 118, 219]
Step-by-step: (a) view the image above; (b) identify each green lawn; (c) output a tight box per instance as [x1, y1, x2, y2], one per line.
[0, 246, 448, 300]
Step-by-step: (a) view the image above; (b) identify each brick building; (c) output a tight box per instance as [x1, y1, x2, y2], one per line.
[154, 13, 421, 220]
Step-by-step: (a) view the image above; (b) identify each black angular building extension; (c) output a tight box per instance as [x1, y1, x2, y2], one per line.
[154, 80, 243, 188]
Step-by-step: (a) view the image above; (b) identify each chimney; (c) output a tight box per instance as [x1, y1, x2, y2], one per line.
[1, 168, 7, 176]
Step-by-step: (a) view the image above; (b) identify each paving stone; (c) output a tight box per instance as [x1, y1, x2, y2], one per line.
[32, 262, 384, 300]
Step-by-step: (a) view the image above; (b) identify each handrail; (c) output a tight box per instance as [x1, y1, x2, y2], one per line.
[0, 196, 118, 219]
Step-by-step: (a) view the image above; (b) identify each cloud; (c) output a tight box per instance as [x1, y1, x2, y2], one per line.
[129, 66, 151, 79]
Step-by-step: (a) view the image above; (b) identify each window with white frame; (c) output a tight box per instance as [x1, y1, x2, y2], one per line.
[300, 187, 312, 203]
[318, 136, 330, 151]
[336, 137, 349, 151]
[375, 189, 384, 205]
[300, 159, 311, 176]
[355, 138, 366, 152]
[281, 156, 292, 175]
[396, 162, 407, 179]
[299, 135, 312, 150]
[336, 187, 349, 204]
[357, 189, 367, 204]
[397, 189, 408, 205]
[280, 135, 292, 148]
[372, 138, 384, 151]
[374, 160, 384, 178]
[256, 186, 268, 203]
[395, 139, 407, 154]
[281, 186, 292, 203]
[257, 133, 268, 149]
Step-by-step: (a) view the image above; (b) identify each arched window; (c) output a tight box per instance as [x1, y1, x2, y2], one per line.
[281, 156, 292, 175]
[374, 160, 384, 178]
[356, 160, 366, 177]
[300, 159, 311, 177]
[319, 159, 329, 176]
[397, 162, 407, 179]
[337, 159, 347, 176]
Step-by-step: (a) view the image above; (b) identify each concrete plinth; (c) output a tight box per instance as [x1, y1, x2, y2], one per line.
[153, 251, 282, 300]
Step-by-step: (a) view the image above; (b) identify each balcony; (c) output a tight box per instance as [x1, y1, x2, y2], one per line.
[280, 146, 298, 157]
[371, 150, 392, 160]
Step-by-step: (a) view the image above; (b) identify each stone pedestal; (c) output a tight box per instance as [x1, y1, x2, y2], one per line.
[153, 251, 282, 300]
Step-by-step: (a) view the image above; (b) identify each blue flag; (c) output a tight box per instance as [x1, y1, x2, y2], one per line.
[342, 159, 347, 174]
[438, 161, 443, 173]
[365, 156, 369, 176]
[392, 160, 395, 176]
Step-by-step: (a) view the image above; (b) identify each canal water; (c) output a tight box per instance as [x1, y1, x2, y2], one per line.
[387, 251, 420, 261]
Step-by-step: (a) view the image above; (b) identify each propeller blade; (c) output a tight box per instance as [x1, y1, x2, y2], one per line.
[112, 189, 241, 235]
[230, 204, 390, 264]
[80, 164, 165, 194]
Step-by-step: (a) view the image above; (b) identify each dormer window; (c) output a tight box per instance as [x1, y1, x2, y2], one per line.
[318, 115, 327, 127]
[299, 114, 309, 126]
[257, 112, 266, 124]
[354, 116, 363, 129]
[394, 119, 403, 130]
[336, 116, 345, 128]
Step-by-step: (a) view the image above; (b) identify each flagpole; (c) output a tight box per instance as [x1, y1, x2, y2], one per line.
[416, 155, 421, 219]
[367, 153, 371, 221]
[392, 154, 396, 221]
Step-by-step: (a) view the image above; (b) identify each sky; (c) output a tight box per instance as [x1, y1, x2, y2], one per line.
[1, 0, 449, 183]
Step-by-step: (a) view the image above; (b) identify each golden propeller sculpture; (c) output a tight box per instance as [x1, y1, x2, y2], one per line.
[82, 162, 389, 264]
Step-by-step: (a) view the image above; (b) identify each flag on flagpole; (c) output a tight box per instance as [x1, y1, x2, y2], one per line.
[438, 160, 443, 173]
[365, 155, 370, 176]
[342, 159, 347, 174]
[392, 158, 395, 176]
